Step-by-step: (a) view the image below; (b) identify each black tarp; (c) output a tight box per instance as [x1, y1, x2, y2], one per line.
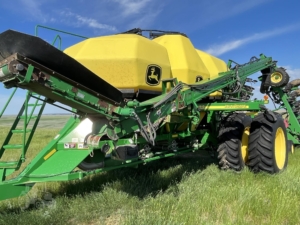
[0, 30, 123, 103]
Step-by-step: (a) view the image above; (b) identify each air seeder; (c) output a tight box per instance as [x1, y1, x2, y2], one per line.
[0, 26, 299, 201]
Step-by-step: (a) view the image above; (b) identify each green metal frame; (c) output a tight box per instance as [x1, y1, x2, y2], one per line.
[0, 91, 46, 179]
[0, 88, 17, 118]
[0, 27, 298, 201]
[34, 25, 88, 51]
[271, 88, 300, 144]
[0, 52, 276, 200]
[35, 25, 89, 39]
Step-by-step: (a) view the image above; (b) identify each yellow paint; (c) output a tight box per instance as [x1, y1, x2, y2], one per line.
[176, 122, 189, 131]
[198, 105, 249, 110]
[65, 32, 228, 93]
[64, 34, 171, 92]
[241, 127, 250, 163]
[153, 35, 211, 83]
[166, 111, 206, 133]
[291, 143, 295, 154]
[208, 90, 222, 98]
[196, 49, 228, 98]
[274, 127, 286, 169]
[195, 49, 227, 80]
[165, 123, 171, 133]
[246, 111, 259, 116]
[270, 71, 283, 84]
[191, 112, 206, 131]
[44, 149, 57, 160]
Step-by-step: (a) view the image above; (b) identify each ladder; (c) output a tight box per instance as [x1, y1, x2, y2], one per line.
[0, 90, 46, 181]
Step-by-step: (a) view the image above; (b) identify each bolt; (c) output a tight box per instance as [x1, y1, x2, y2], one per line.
[15, 64, 24, 71]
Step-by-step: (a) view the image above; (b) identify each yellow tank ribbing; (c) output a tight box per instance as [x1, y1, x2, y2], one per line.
[153, 35, 211, 83]
[64, 34, 171, 92]
[196, 49, 228, 80]
[64, 32, 228, 96]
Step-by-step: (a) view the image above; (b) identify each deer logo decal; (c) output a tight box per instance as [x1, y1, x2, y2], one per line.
[146, 65, 161, 86]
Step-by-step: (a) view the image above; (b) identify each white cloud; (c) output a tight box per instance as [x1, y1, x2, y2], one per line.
[59, 11, 117, 32]
[282, 66, 300, 81]
[222, 0, 271, 18]
[113, 0, 151, 17]
[205, 24, 300, 56]
[128, 8, 162, 28]
[109, 0, 163, 29]
[10, 1, 116, 32]
[7, 0, 162, 34]
[19, 0, 49, 22]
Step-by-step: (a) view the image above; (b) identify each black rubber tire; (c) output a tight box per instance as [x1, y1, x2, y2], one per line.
[248, 113, 288, 173]
[287, 140, 294, 154]
[217, 113, 252, 171]
[269, 67, 290, 87]
[260, 75, 268, 94]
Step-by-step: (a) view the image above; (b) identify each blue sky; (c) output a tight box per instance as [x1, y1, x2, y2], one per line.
[1, 0, 300, 114]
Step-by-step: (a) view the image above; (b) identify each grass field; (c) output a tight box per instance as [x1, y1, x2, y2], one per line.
[0, 115, 300, 225]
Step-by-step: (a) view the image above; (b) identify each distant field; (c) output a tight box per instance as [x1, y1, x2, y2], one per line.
[0, 116, 300, 225]
[0, 115, 71, 128]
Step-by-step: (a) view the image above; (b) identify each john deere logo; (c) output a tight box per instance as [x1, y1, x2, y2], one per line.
[196, 76, 203, 82]
[146, 65, 161, 86]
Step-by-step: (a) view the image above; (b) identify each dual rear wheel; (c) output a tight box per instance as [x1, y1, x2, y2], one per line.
[217, 112, 288, 173]
[217, 113, 251, 171]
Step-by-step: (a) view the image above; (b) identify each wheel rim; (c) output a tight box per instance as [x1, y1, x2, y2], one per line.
[241, 127, 250, 163]
[274, 127, 286, 169]
[271, 72, 283, 84]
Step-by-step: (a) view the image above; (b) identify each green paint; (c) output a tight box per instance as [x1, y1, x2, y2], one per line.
[0, 27, 297, 201]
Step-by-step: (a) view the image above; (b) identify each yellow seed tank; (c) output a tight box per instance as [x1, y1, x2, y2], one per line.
[64, 32, 227, 97]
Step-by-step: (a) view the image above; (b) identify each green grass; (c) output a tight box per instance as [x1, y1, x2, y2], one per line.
[0, 116, 300, 224]
[0, 115, 71, 129]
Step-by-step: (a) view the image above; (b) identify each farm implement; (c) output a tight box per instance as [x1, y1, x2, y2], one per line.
[0, 27, 299, 201]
